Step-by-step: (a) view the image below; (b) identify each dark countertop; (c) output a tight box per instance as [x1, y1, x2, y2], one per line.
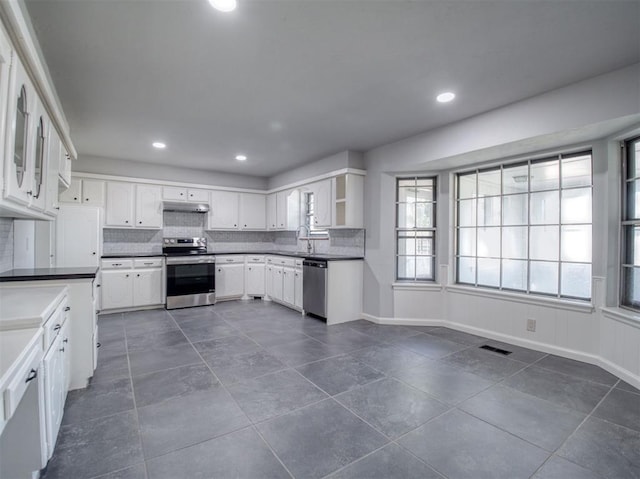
[0, 267, 99, 282]
[102, 251, 364, 261]
[102, 253, 165, 258]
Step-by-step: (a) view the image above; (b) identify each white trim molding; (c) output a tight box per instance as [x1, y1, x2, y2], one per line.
[359, 311, 640, 390]
[446, 285, 594, 313]
[601, 307, 640, 329]
[392, 282, 443, 292]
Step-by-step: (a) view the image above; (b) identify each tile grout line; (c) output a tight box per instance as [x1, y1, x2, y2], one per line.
[527, 379, 621, 479]
[168, 307, 298, 479]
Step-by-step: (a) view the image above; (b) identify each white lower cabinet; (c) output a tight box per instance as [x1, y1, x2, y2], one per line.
[245, 256, 265, 297]
[215, 257, 245, 300]
[41, 294, 70, 460]
[294, 265, 303, 309]
[266, 256, 303, 311]
[282, 267, 295, 305]
[100, 258, 164, 311]
[101, 269, 134, 310]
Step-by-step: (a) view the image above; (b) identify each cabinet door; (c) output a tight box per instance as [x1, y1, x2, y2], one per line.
[209, 190, 239, 229]
[162, 186, 187, 201]
[105, 182, 134, 227]
[311, 180, 332, 227]
[135, 184, 162, 228]
[266, 194, 277, 230]
[265, 265, 274, 298]
[239, 193, 266, 230]
[56, 206, 100, 267]
[4, 60, 33, 206]
[187, 189, 208, 202]
[272, 266, 283, 302]
[58, 145, 72, 186]
[59, 177, 81, 203]
[294, 268, 303, 308]
[0, 26, 11, 174]
[246, 263, 265, 296]
[82, 180, 105, 206]
[60, 319, 71, 394]
[133, 269, 163, 306]
[101, 270, 134, 310]
[282, 267, 295, 305]
[43, 337, 64, 457]
[29, 105, 47, 211]
[44, 128, 60, 215]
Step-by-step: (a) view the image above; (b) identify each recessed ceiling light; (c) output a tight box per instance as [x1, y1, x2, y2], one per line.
[152, 142, 166, 149]
[208, 0, 237, 12]
[235, 154, 247, 161]
[436, 92, 456, 103]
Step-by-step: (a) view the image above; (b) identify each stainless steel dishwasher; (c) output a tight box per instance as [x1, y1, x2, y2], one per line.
[303, 259, 328, 319]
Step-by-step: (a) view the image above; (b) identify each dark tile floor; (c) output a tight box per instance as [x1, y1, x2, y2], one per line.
[43, 300, 640, 479]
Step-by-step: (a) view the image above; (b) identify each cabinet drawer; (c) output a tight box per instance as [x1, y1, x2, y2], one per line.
[246, 255, 265, 263]
[3, 340, 42, 421]
[295, 259, 303, 268]
[216, 255, 244, 264]
[277, 257, 296, 268]
[134, 258, 163, 268]
[43, 301, 68, 350]
[101, 259, 134, 269]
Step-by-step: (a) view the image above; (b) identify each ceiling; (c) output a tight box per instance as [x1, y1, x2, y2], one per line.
[24, 0, 640, 178]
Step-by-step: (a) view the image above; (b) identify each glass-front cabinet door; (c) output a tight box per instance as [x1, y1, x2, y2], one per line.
[0, 25, 12, 167]
[4, 58, 33, 205]
[30, 109, 47, 211]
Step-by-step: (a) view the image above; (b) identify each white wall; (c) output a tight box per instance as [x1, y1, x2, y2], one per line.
[361, 64, 640, 387]
[75, 155, 268, 190]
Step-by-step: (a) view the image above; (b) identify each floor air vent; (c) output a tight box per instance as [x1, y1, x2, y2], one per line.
[479, 345, 512, 356]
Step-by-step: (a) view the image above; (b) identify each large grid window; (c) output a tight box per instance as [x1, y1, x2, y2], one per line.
[456, 151, 592, 300]
[396, 177, 436, 281]
[621, 137, 640, 310]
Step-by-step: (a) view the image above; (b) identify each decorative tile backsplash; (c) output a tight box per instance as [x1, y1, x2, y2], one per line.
[0, 218, 14, 272]
[103, 228, 163, 255]
[103, 211, 365, 256]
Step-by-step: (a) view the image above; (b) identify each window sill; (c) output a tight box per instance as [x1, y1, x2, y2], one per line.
[392, 282, 442, 292]
[601, 307, 640, 329]
[446, 285, 594, 313]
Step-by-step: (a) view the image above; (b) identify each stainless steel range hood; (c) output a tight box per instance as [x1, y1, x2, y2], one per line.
[162, 201, 209, 213]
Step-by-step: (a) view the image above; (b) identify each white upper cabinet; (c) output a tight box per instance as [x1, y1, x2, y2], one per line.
[44, 126, 60, 216]
[0, 25, 12, 181]
[59, 178, 105, 206]
[266, 193, 277, 230]
[208, 190, 239, 229]
[187, 188, 208, 202]
[239, 193, 266, 230]
[308, 179, 332, 228]
[28, 102, 48, 211]
[135, 184, 162, 228]
[162, 186, 187, 201]
[163, 186, 209, 203]
[105, 181, 162, 229]
[4, 59, 34, 206]
[105, 182, 134, 227]
[333, 173, 364, 228]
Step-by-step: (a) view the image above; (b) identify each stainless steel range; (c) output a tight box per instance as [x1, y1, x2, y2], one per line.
[163, 237, 216, 309]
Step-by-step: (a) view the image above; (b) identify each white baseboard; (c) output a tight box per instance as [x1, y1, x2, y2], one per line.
[359, 312, 640, 390]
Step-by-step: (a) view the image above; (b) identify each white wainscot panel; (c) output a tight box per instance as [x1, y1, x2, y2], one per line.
[599, 316, 617, 367]
[447, 292, 475, 325]
[526, 304, 558, 346]
[564, 310, 597, 355]
[477, 296, 523, 337]
[394, 290, 443, 320]
[619, 322, 640, 376]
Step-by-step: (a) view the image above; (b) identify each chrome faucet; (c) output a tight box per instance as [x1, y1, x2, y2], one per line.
[296, 225, 313, 253]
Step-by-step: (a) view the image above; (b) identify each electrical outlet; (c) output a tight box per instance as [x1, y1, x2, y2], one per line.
[526, 318, 536, 332]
